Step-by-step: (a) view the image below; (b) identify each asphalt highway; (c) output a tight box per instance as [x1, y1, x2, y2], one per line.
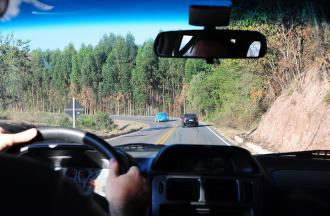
[108, 116, 231, 146]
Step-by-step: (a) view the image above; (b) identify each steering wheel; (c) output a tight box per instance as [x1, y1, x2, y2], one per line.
[11, 127, 132, 174]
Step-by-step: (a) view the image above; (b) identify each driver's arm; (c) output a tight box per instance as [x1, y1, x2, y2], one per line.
[0, 128, 149, 216]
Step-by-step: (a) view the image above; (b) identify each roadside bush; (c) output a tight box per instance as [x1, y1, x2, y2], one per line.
[77, 112, 114, 131]
[94, 112, 114, 129]
[77, 115, 95, 128]
[58, 116, 71, 127]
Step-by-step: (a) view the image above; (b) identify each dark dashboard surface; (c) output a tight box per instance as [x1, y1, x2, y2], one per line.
[18, 143, 330, 216]
[151, 145, 259, 175]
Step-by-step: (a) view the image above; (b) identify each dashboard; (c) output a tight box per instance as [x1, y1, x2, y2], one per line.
[150, 145, 263, 216]
[18, 143, 330, 216]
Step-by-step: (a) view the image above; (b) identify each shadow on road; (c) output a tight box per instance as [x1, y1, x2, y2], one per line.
[154, 119, 178, 123]
[118, 124, 129, 130]
[200, 124, 212, 127]
[143, 126, 172, 132]
[181, 124, 211, 128]
[123, 134, 147, 138]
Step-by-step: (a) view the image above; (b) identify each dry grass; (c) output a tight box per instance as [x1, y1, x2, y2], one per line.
[0, 111, 147, 138]
[0, 111, 68, 125]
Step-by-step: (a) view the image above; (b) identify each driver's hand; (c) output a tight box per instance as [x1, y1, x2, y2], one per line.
[106, 159, 149, 216]
[0, 128, 37, 151]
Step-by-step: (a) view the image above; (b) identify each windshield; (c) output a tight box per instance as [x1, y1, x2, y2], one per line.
[0, 0, 329, 154]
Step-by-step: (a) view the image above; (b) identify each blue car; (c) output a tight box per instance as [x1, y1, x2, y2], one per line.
[155, 112, 169, 122]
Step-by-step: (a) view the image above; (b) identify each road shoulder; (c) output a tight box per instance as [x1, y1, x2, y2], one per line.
[207, 123, 273, 154]
[0, 118, 148, 140]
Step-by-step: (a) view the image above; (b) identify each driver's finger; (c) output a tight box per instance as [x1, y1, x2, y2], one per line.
[127, 166, 140, 178]
[108, 159, 120, 177]
[10, 128, 37, 144]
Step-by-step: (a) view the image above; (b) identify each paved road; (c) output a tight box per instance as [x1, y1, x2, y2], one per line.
[96, 115, 232, 195]
[108, 115, 231, 146]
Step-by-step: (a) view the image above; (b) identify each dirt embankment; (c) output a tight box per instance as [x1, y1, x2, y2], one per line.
[95, 120, 146, 139]
[251, 59, 330, 152]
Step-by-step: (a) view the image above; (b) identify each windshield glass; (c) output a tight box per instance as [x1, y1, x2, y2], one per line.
[0, 0, 329, 154]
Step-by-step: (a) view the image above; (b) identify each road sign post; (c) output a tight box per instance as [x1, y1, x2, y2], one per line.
[72, 97, 76, 128]
[64, 98, 85, 128]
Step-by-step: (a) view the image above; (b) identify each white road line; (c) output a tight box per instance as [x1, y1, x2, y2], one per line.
[203, 124, 231, 146]
[107, 117, 179, 142]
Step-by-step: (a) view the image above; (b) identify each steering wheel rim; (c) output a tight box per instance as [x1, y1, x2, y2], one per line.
[24, 127, 130, 174]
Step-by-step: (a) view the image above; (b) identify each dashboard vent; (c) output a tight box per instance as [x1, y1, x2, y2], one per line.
[204, 179, 239, 202]
[166, 178, 200, 201]
[241, 181, 254, 203]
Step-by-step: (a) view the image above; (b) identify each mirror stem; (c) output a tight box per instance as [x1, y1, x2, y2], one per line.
[203, 26, 216, 31]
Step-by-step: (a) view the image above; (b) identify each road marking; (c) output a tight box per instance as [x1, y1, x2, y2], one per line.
[155, 126, 177, 145]
[204, 124, 231, 146]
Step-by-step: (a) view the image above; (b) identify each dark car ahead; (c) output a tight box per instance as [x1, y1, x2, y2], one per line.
[181, 113, 199, 127]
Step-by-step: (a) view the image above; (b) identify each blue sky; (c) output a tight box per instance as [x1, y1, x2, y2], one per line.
[1, 0, 231, 50]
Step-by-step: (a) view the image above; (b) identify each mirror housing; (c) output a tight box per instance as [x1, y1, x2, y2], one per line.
[154, 30, 267, 60]
[189, 5, 231, 27]
[0, 0, 9, 17]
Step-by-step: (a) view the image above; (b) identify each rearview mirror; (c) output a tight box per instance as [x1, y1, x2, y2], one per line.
[154, 30, 267, 59]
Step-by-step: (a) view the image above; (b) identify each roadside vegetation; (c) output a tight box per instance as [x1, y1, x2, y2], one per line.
[0, 0, 328, 131]
[188, 60, 264, 129]
[0, 111, 116, 131]
[76, 112, 116, 131]
[0, 111, 71, 126]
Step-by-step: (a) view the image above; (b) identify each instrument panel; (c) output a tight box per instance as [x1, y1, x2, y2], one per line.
[151, 145, 263, 216]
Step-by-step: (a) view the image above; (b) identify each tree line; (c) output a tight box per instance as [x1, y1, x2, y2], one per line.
[1, 0, 327, 129]
[0, 32, 210, 116]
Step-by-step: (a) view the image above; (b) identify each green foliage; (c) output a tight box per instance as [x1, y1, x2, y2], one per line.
[184, 59, 212, 83]
[287, 88, 294, 96]
[132, 41, 158, 108]
[79, 45, 97, 89]
[188, 60, 264, 129]
[0, 33, 31, 109]
[99, 49, 120, 97]
[58, 116, 71, 127]
[2, 0, 326, 129]
[76, 112, 114, 131]
[76, 115, 96, 129]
